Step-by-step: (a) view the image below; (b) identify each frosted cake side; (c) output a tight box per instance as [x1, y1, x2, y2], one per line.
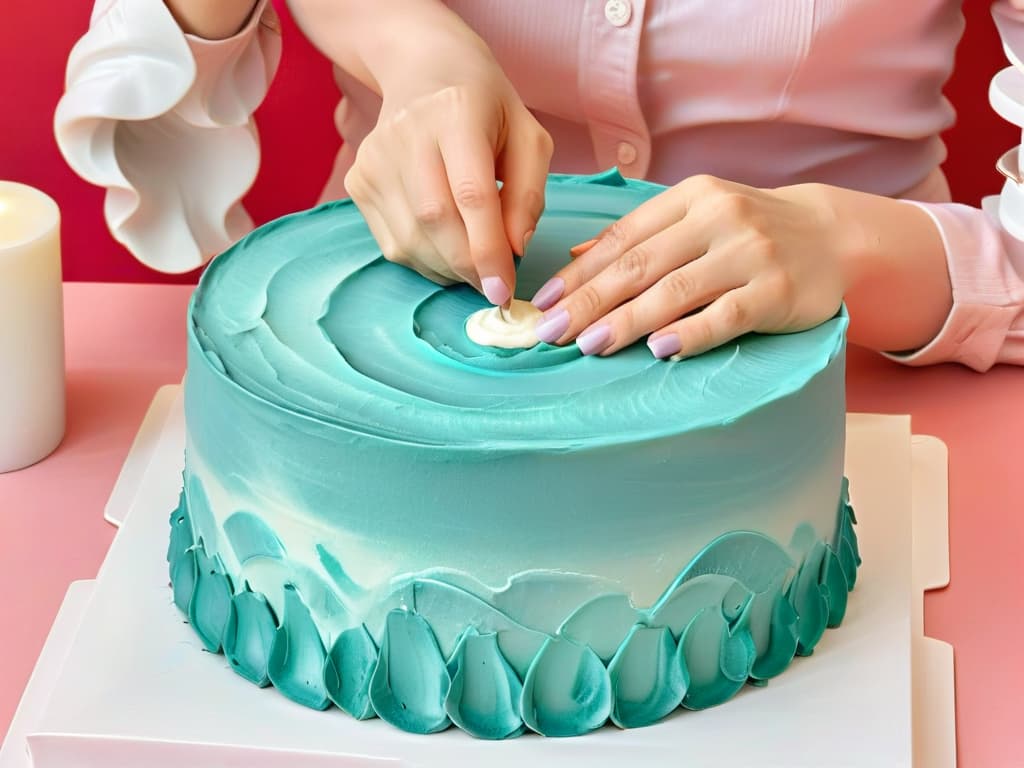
[168, 171, 861, 739]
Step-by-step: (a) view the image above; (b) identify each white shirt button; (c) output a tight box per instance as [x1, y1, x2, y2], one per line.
[604, 0, 632, 27]
[617, 141, 638, 166]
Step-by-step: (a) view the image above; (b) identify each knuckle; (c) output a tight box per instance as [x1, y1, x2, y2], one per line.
[344, 168, 369, 202]
[452, 179, 493, 209]
[615, 244, 651, 283]
[718, 295, 751, 331]
[520, 186, 545, 219]
[661, 269, 697, 299]
[604, 219, 633, 251]
[413, 200, 448, 227]
[380, 246, 407, 266]
[717, 191, 752, 220]
[572, 284, 604, 315]
[748, 231, 778, 264]
[534, 127, 555, 159]
[686, 173, 725, 195]
[767, 271, 795, 304]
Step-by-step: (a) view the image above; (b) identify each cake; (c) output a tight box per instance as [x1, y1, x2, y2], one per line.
[168, 170, 860, 739]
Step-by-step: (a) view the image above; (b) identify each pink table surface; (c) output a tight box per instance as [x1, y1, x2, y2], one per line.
[1, 282, 1021, 766]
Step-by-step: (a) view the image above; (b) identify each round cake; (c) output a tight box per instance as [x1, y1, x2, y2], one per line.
[168, 170, 860, 739]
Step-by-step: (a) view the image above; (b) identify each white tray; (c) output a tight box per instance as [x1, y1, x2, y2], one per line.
[0, 387, 955, 767]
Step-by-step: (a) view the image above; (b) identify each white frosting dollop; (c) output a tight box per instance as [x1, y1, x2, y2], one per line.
[465, 299, 543, 349]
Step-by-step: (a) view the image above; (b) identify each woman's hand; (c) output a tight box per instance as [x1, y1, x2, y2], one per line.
[290, 0, 552, 305]
[346, 64, 552, 302]
[530, 175, 952, 359]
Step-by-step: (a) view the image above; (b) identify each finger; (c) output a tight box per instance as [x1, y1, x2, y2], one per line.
[575, 252, 747, 356]
[647, 285, 763, 360]
[535, 175, 745, 310]
[497, 121, 552, 256]
[530, 189, 692, 311]
[355, 156, 456, 286]
[534, 217, 708, 346]
[360, 198, 454, 285]
[439, 129, 514, 305]
[398, 136, 473, 284]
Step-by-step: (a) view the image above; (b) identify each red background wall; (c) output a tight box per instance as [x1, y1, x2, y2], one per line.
[0, 0, 1016, 284]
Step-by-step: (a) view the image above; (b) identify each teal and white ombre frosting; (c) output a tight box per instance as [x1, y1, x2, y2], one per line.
[170, 170, 860, 739]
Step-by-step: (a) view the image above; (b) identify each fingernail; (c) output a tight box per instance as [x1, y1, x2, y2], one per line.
[648, 333, 682, 359]
[569, 237, 599, 258]
[576, 323, 612, 355]
[523, 229, 535, 253]
[481, 276, 511, 306]
[531, 277, 565, 311]
[535, 307, 570, 344]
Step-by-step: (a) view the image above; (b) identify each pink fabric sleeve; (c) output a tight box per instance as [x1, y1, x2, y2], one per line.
[884, 199, 1024, 370]
[55, 0, 281, 273]
[882, 2, 1024, 370]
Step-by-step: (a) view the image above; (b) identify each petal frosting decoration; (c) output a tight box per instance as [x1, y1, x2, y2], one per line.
[267, 584, 331, 710]
[521, 637, 612, 737]
[224, 587, 276, 687]
[369, 610, 452, 734]
[188, 545, 233, 653]
[54, 0, 282, 272]
[607, 625, 687, 729]
[445, 628, 525, 740]
[324, 624, 378, 720]
[167, 474, 861, 738]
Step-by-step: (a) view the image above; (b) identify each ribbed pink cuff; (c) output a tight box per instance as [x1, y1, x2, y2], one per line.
[882, 199, 1024, 371]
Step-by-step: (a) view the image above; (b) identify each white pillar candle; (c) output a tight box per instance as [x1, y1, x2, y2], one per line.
[0, 181, 65, 473]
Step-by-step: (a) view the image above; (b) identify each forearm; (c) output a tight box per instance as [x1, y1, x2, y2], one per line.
[164, 0, 260, 39]
[286, 0, 493, 100]
[822, 185, 952, 353]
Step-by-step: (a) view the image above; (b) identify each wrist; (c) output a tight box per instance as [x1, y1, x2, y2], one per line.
[289, 0, 497, 100]
[165, 0, 260, 39]
[822, 186, 952, 351]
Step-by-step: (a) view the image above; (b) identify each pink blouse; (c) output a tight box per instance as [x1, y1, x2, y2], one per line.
[56, 0, 1024, 369]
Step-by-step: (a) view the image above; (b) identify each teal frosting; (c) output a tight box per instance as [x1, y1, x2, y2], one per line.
[169, 170, 861, 738]
[168, 477, 861, 737]
[267, 584, 330, 710]
[324, 624, 378, 719]
[223, 587, 276, 687]
[223, 512, 286, 563]
[369, 610, 451, 734]
[521, 637, 612, 737]
[608, 625, 687, 728]
[188, 547, 232, 653]
[446, 628, 525, 739]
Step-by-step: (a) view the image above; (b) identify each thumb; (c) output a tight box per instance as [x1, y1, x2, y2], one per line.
[498, 118, 554, 257]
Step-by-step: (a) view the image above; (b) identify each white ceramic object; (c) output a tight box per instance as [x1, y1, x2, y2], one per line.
[0, 389, 956, 767]
[0, 182, 65, 473]
[53, 0, 279, 273]
[998, 178, 1024, 242]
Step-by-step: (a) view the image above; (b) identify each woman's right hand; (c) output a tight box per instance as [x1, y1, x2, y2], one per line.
[289, 0, 552, 305]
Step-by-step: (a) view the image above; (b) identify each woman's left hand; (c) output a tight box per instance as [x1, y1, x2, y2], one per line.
[530, 175, 853, 359]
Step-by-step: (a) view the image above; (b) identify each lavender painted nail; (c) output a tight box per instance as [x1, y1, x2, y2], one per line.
[481, 276, 511, 306]
[648, 333, 682, 359]
[535, 308, 571, 344]
[531, 277, 565, 311]
[576, 324, 612, 356]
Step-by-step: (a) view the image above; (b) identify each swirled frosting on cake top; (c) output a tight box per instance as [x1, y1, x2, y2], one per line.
[191, 170, 846, 450]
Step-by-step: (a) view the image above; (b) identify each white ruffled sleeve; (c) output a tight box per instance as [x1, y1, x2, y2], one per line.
[54, 0, 282, 273]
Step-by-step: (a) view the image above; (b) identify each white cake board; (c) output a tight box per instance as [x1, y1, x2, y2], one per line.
[0, 387, 955, 768]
